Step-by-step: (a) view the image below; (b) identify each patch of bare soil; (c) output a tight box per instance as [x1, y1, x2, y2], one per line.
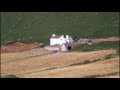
[0, 42, 44, 54]
[91, 37, 120, 43]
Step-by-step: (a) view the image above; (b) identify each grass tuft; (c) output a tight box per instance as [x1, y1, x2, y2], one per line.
[82, 72, 119, 78]
[1, 75, 20, 78]
[104, 54, 119, 59]
[69, 59, 101, 66]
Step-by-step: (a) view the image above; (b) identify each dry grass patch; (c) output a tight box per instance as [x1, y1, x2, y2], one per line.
[1, 50, 117, 76]
[1, 48, 53, 63]
[22, 58, 119, 78]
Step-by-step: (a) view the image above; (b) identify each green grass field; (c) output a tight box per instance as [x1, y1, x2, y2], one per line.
[71, 41, 119, 52]
[1, 12, 119, 44]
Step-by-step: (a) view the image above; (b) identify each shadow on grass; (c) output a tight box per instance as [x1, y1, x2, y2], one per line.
[82, 72, 119, 78]
[69, 59, 101, 67]
[104, 53, 119, 59]
[1, 75, 20, 78]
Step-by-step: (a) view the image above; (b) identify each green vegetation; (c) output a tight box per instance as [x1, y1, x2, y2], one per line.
[82, 72, 119, 78]
[1, 12, 119, 45]
[1, 75, 20, 78]
[69, 59, 101, 66]
[71, 41, 119, 52]
[105, 53, 119, 59]
[42, 67, 57, 71]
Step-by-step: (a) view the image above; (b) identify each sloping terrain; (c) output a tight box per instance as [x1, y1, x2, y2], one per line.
[1, 49, 119, 78]
[1, 12, 119, 44]
[22, 58, 119, 78]
[1, 48, 53, 63]
[1, 12, 119, 78]
[0, 42, 44, 53]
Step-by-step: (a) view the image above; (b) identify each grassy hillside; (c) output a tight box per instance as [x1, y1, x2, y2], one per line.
[71, 41, 119, 52]
[1, 12, 119, 44]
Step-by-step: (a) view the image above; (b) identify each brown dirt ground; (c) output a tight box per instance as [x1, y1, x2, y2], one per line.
[0, 42, 44, 54]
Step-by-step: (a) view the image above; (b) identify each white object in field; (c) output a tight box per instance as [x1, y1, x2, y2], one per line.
[50, 34, 73, 45]
[52, 34, 56, 37]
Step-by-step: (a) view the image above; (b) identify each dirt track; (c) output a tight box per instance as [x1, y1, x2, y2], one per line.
[91, 37, 119, 43]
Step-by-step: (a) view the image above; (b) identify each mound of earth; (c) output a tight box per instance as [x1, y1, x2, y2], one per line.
[0, 42, 44, 53]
